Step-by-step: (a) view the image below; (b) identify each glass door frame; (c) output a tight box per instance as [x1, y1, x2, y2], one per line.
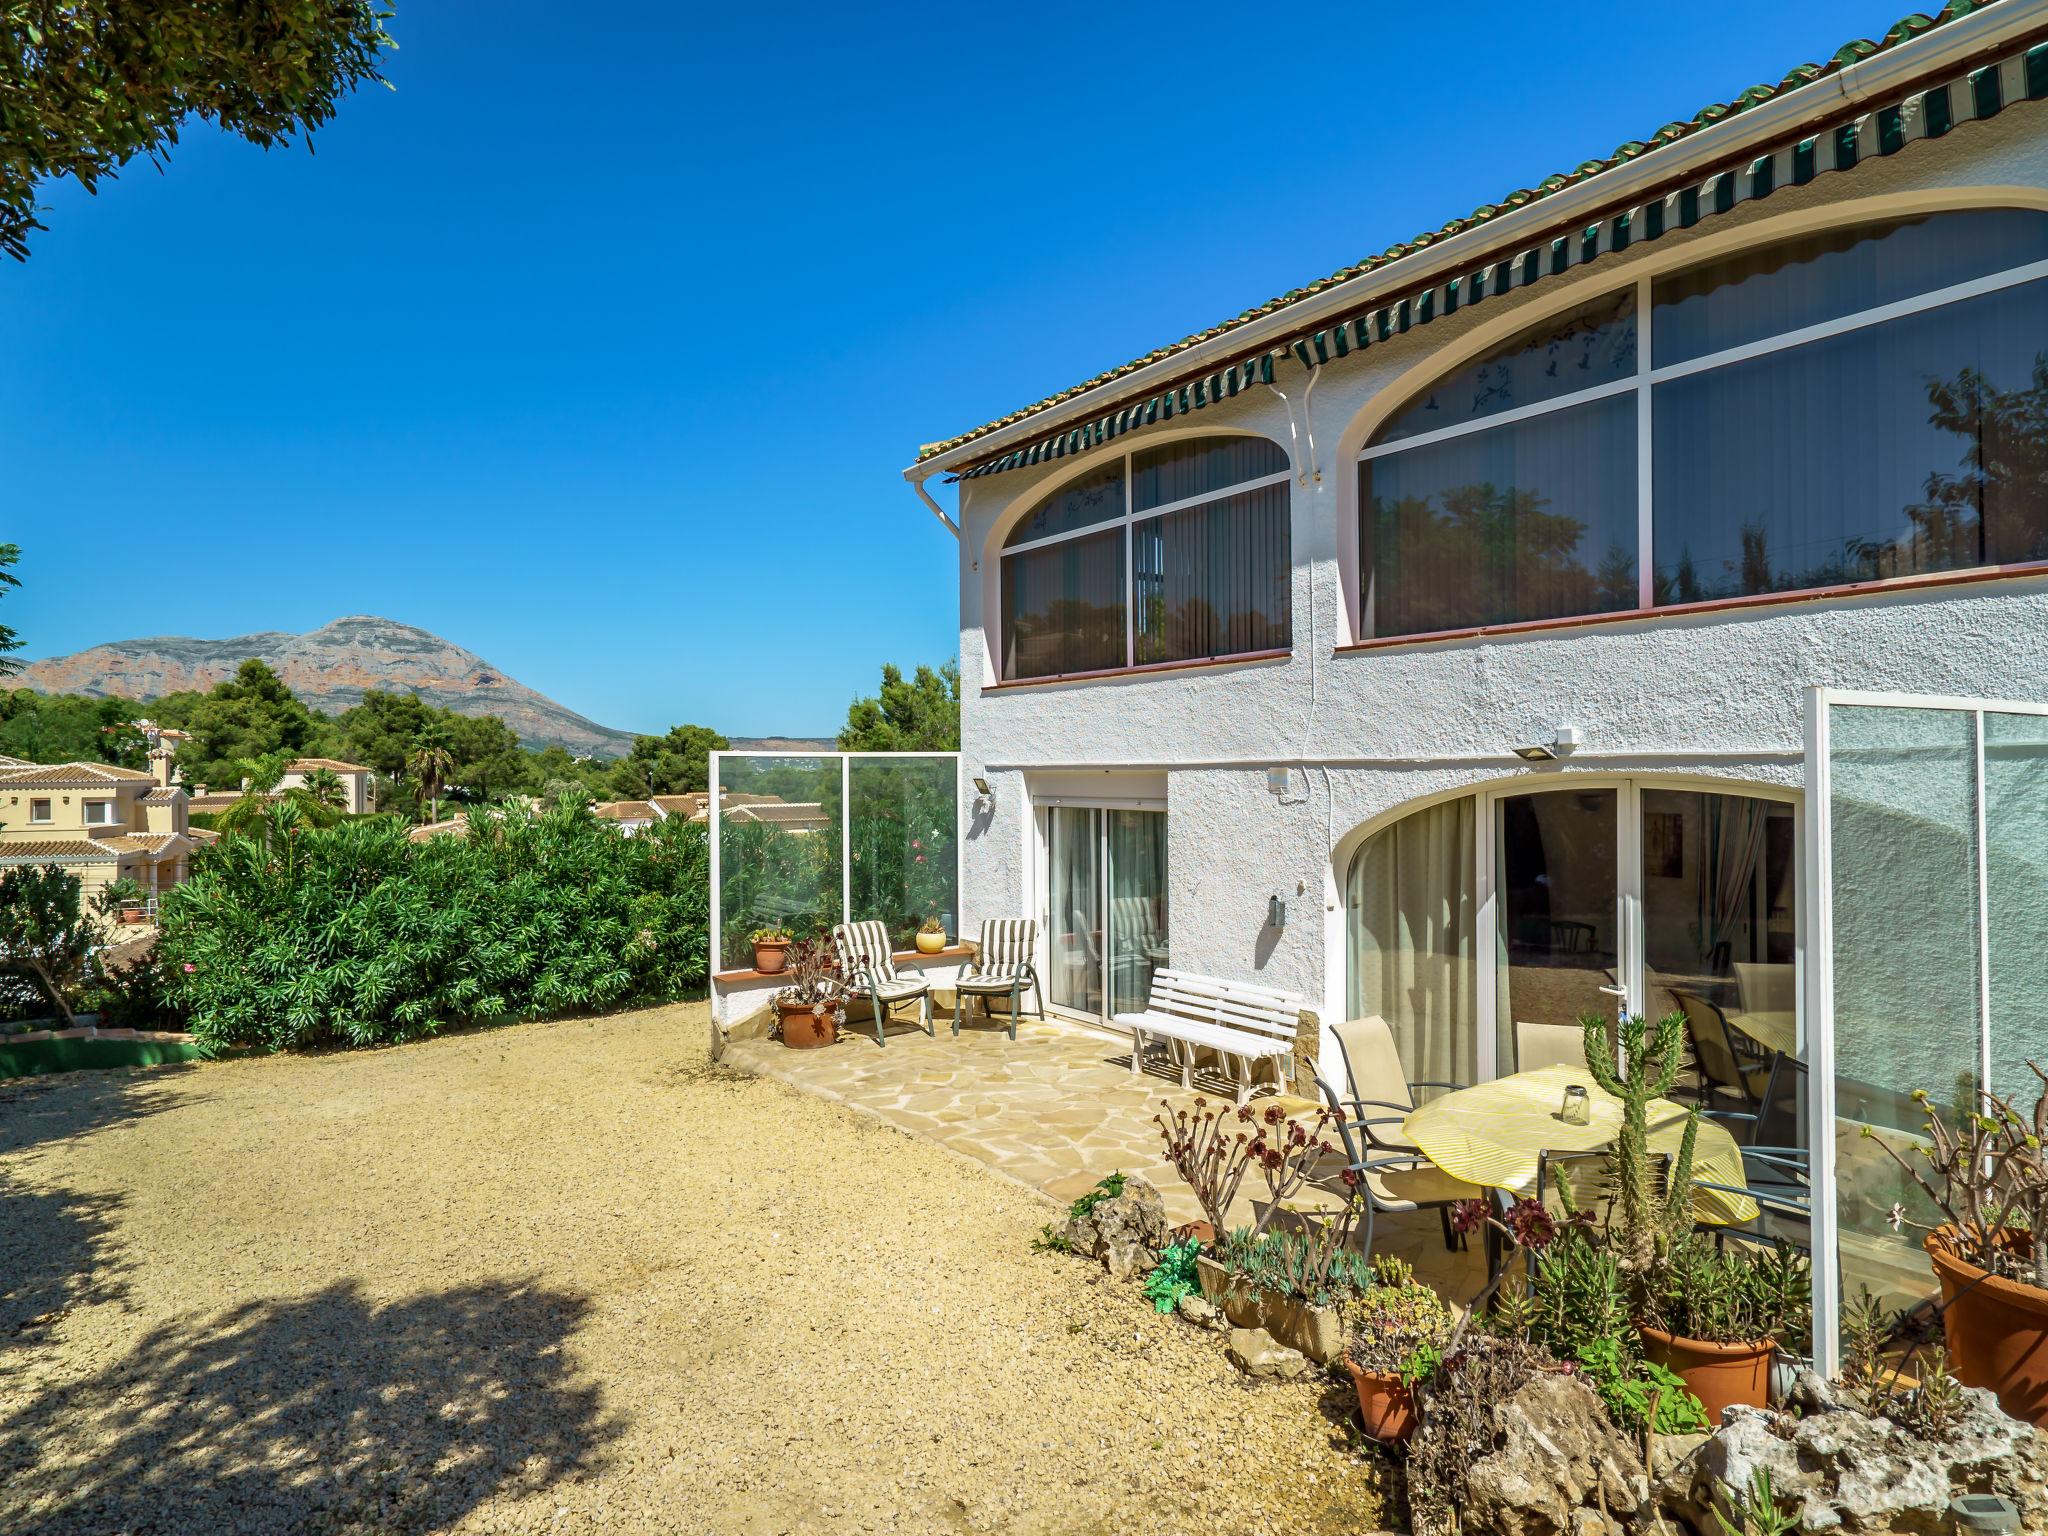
[1031, 790, 1168, 1027]
[1471, 773, 1803, 1083]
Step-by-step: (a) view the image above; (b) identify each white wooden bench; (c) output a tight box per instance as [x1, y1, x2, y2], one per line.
[1112, 968, 1304, 1105]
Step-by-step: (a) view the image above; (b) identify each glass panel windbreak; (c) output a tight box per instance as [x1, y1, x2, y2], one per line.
[1653, 208, 2048, 367]
[1003, 461, 1126, 547]
[1133, 481, 1291, 665]
[1000, 527, 1126, 680]
[1131, 435, 1288, 511]
[1361, 392, 1638, 638]
[848, 756, 958, 952]
[716, 755, 842, 970]
[1984, 711, 2048, 1106]
[1828, 704, 1982, 1316]
[1346, 796, 1477, 1093]
[1652, 276, 2048, 604]
[1370, 287, 1637, 448]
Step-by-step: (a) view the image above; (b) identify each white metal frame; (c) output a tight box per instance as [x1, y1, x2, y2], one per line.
[706, 749, 965, 978]
[996, 442, 1292, 679]
[1353, 222, 2048, 635]
[1029, 793, 1168, 1027]
[1801, 685, 2048, 1376]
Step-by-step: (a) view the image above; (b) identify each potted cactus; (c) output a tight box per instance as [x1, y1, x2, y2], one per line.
[770, 938, 844, 1049]
[1868, 1063, 2048, 1425]
[914, 915, 947, 955]
[1639, 1235, 1809, 1420]
[750, 926, 793, 974]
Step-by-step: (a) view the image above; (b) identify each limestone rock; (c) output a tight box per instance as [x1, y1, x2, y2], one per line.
[1177, 1293, 1222, 1330]
[1058, 1174, 1166, 1278]
[1227, 1327, 1310, 1381]
[1669, 1386, 2048, 1536]
[1425, 1369, 1648, 1536]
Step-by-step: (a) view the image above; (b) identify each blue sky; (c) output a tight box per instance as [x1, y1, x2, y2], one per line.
[2, 0, 1897, 738]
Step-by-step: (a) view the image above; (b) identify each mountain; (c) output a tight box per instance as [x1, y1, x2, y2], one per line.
[14, 616, 642, 757]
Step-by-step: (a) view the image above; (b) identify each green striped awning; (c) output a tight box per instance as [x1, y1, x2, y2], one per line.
[953, 37, 2048, 482]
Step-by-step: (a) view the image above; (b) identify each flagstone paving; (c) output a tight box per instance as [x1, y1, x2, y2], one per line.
[722, 1009, 1486, 1299]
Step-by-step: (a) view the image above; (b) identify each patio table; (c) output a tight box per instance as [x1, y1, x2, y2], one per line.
[1402, 1065, 1759, 1227]
[1725, 1008, 1796, 1056]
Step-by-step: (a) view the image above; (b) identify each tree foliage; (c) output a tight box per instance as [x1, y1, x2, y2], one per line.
[1, 1, 395, 260]
[0, 863, 99, 1026]
[606, 723, 728, 799]
[0, 687, 145, 766]
[158, 796, 710, 1052]
[0, 542, 19, 676]
[171, 659, 324, 790]
[838, 660, 960, 751]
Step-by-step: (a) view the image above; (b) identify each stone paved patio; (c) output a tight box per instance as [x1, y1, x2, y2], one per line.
[722, 1007, 1487, 1299]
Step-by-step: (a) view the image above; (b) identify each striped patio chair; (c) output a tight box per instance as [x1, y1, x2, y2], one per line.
[831, 920, 933, 1047]
[953, 919, 1041, 1040]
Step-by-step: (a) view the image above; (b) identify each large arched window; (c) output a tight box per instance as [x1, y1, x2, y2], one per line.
[1357, 206, 2048, 641]
[1000, 435, 1291, 681]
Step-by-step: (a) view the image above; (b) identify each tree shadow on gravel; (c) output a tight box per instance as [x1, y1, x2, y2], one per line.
[0, 1173, 128, 1340]
[0, 1061, 209, 1158]
[0, 1277, 616, 1535]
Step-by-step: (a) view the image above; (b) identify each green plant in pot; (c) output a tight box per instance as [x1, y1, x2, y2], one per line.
[914, 913, 946, 955]
[1867, 1061, 2048, 1425]
[749, 926, 793, 974]
[1640, 1236, 1809, 1422]
[768, 938, 843, 1048]
[1343, 1254, 1452, 1442]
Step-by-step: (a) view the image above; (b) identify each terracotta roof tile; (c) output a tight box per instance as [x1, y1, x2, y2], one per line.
[0, 840, 117, 859]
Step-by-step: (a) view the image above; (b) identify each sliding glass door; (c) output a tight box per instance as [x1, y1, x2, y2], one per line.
[1043, 805, 1168, 1023]
[1495, 788, 1620, 1073]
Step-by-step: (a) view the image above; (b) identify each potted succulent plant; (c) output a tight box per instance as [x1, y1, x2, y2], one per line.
[769, 939, 844, 1049]
[1638, 1234, 1809, 1421]
[914, 915, 947, 955]
[1202, 1205, 1376, 1364]
[95, 877, 148, 926]
[749, 926, 793, 974]
[1868, 1063, 2048, 1425]
[1343, 1255, 1452, 1442]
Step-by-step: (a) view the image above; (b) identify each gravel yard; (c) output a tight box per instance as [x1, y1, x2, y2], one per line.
[0, 1002, 1391, 1535]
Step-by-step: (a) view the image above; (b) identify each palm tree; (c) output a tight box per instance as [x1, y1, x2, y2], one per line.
[299, 766, 346, 810]
[405, 734, 456, 825]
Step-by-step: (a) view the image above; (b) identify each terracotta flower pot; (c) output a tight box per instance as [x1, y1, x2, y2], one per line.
[1343, 1359, 1418, 1443]
[1639, 1325, 1774, 1422]
[914, 930, 946, 955]
[1928, 1227, 2048, 1426]
[776, 1002, 836, 1049]
[1170, 1220, 1217, 1246]
[752, 939, 791, 975]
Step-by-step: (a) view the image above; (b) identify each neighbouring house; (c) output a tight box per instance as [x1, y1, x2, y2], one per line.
[602, 791, 829, 832]
[0, 759, 213, 906]
[903, 3, 2048, 1376]
[592, 799, 659, 833]
[276, 757, 377, 814]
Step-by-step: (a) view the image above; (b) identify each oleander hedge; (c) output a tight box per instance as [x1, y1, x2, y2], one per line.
[158, 796, 709, 1053]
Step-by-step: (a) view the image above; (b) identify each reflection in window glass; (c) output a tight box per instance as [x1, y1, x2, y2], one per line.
[1003, 462, 1125, 546]
[1653, 277, 2048, 603]
[1132, 435, 1288, 511]
[1653, 208, 2048, 366]
[1133, 482, 1290, 665]
[1372, 287, 1636, 447]
[849, 756, 958, 952]
[1361, 393, 1637, 637]
[715, 755, 843, 970]
[1000, 528, 1126, 680]
[1984, 711, 2048, 1106]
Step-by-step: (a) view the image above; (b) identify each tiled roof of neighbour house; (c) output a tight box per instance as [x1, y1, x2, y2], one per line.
[287, 757, 371, 774]
[0, 840, 118, 860]
[912, 0, 2045, 477]
[141, 787, 188, 805]
[0, 754, 30, 768]
[408, 816, 470, 843]
[648, 794, 706, 818]
[97, 833, 189, 855]
[592, 800, 658, 822]
[186, 792, 246, 812]
[0, 761, 157, 787]
[727, 802, 831, 829]
[186, 827, 220, 846]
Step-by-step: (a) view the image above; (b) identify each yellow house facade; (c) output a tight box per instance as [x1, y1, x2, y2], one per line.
[0, 756, 214, 907]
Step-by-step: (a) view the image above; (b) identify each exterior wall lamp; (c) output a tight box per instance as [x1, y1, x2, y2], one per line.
[1511, 726, 1585, 763]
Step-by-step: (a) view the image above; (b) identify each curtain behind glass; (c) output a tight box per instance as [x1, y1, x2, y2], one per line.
[1653, 277, 2048, 602]
[1361, 393, 1638, 637]
[1345, 796, 1477, 1092]
[1106, 810, 1168, 1017]
[1047, 807, 1102, 1015]
[1133, 481, 1290, 664]
[1132, 436, 1287, 511]
[1000, 529, 1126, 680]
[1985, 712, 2048, 1106]
[1004, 462, 1126, 546]
[1653, 208, 2048, 366]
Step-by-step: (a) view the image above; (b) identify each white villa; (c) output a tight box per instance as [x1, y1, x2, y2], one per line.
[904, 3, 2048, 1370]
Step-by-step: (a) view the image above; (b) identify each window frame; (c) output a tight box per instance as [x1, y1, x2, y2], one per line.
[82, 799, 116, 826]
[1350, 202, 2048, 647]
[996, 435, 1293, 683]
[28, 798, 51, 823]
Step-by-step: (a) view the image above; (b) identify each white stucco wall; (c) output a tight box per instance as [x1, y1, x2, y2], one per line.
[948, 104, 2048, 1037]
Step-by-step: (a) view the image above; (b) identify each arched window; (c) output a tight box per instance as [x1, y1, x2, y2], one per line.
[1000, 435, 1291, 681]
[1357, 206, 2048, 641]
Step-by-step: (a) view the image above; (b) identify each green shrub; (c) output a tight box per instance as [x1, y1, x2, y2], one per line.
[1142, 1236, 1202, 1314]
[158, 796, 710, 1052]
